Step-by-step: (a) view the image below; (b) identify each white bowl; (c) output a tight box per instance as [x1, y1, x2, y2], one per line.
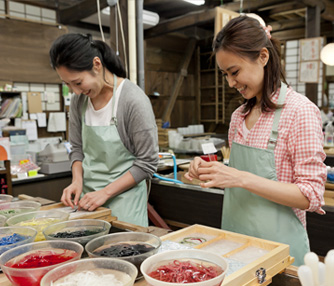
[40, 258, 138, 286]
[141, 249, 229, 286]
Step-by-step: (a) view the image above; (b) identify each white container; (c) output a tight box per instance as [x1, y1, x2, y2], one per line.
[325, 121, 334, 147]
[141, 249, 229, 286]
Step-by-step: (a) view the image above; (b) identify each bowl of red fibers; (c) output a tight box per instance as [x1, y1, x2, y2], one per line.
[85, 232, 162, 279]
[140, 249, 229, 286]
[40, 257, 138, 286]
[0, 240, 84, 286]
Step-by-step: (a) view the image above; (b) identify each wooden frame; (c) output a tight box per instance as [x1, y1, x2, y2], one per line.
[299, 37, 322, 62]
[160, 224, 293, 286]
[299, 61, 320, 83]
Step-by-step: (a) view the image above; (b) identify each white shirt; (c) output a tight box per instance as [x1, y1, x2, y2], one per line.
[85, 80, 125, 126]
[242, 119, 250, 139]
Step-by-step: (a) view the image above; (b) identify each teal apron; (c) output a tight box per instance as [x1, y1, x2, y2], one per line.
[222, 83, 309, 266]
[81, 75, 148, 227]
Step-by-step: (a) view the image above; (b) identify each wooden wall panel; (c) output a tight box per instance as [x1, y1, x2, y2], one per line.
[145, 35, 197, 127]
[0, 19, 67, 83]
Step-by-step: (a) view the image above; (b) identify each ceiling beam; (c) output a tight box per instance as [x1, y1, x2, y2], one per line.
[59, 0, 109, 25]
[144, 8, 215, 39]
[221, 0, 286, 12]
[268, 18, 306, 31]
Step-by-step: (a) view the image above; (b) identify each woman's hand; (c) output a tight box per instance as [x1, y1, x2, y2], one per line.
[184, 157, 206, 180]
[195, 160, 242, 189]
[78, 189, 110, 211]
[61, 181, 83, 209]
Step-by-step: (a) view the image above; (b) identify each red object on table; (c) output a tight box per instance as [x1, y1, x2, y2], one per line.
[200, 155, 217, 162]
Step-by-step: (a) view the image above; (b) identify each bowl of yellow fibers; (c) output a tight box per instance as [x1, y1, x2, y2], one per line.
[6, 210, 69, 241]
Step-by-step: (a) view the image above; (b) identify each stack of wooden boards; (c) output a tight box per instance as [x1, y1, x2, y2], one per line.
[156, 118, 175, 148]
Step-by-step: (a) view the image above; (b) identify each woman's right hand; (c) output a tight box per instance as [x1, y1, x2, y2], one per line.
[61, 181, 83, 209]
[184, 157, 205, 181]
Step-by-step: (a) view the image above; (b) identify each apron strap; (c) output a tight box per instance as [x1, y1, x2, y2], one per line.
[111, 74, 118, 126]
[267, 82, 287, 150]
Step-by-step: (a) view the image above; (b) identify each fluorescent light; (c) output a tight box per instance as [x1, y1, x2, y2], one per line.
[183, 0, 205, 5]
[102, 7, 159, 29]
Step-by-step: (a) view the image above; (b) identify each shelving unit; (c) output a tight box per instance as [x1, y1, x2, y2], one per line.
[0, 91, 22, 119]
[197, 47, 240, 129]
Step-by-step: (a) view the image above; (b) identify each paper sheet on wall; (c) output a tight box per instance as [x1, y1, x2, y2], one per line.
[46, 92, 56, 104]
[27, 92, 42, 113]
[36, 113, 47, 127]
[21, 120, 38, 141]
[29, 113, 37, 120]
[47, 112, 66, 132]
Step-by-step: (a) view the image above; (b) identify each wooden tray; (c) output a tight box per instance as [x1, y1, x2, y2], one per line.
[150, 224, 294, 286]
[40, 202, 117, 222]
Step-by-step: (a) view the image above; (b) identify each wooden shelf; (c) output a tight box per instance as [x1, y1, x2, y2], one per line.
[201, 85, 224, 89]
[201, 102, 224, 106]
[183, 132, 216, 138]
[200, 119, 222, 123]
[201, 68, 215, 72]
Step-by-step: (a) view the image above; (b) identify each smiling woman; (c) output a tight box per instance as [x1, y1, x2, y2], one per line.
[185, 15, 327, 266]
[49, 33, 159, 227]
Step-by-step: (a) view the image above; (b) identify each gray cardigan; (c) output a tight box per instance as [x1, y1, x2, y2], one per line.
[68, 79, 159, 183]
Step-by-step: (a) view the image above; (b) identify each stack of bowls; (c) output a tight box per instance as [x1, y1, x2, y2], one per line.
[85, 232, 162, 279]
[0, 201, 41, 218]
[0, 214, 7, 227]
[6, 210, 69, 241]
[43, 219, 111, 246]
[0, 194, 13, 204]
[0, 240, 83, 286]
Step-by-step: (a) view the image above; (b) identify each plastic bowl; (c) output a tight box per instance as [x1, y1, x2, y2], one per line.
[43, 219, 111, 246]
[141, 249, 229, 286]
[0, 214, 7, 227]
[85, 232, 161, 279]
[0, 240, 83, 286]
[6, 210, 70, 241]
[0, 201, 41, 218]
[0, 226, 37, 255]
[0, 194, 13, 204]
[40, 257, 138, 286]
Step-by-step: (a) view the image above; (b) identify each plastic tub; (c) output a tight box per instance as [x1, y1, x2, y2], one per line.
[0, 240, 83, 286]
[85, 232, 161, 279]
[0, 226, 37, 255]
[40, 257, 138, 286]
[0, 201, 41, 218]
[141, 249, 229, 286]
[0, 214, 7, 227]
[43, 219, 111, 246]
[0, 194, 13, 204]
[6, 210, 69, 241]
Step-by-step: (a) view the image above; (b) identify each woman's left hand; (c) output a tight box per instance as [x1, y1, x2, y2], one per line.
[78, 189, 110, 211]
[197, 160, 242, 189]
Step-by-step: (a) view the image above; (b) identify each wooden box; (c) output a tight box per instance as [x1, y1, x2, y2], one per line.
[214, 7, 239, 36]
[159, 224, 293, 286]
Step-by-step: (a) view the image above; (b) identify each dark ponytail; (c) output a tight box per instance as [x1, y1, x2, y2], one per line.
[49, 33, 126, 78]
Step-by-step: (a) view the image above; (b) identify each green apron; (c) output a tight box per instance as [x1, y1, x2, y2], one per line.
[222, 83, 309, 266]
[81, 75, 148, 227]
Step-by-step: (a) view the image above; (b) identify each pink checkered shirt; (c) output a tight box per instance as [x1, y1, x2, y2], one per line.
[228, 86, 327, 228]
